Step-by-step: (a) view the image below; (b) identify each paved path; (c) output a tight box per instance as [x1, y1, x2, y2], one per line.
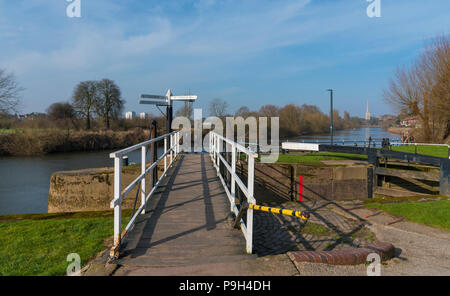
[111, 153, 298, 275]
[291, 205, 450, 276]
[350, 207, 450, 276]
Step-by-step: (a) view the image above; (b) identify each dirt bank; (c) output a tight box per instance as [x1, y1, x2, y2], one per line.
[387, 127, 413, 136]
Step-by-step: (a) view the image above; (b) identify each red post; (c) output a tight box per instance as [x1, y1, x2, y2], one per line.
[299, 176, 303, 202]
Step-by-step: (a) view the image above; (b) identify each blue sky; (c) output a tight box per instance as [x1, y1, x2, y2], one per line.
[0, 0, 449, 117]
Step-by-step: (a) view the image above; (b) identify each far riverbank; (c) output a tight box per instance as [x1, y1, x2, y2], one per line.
[0, 128, 151, 157]
[387, 127, 413, 136]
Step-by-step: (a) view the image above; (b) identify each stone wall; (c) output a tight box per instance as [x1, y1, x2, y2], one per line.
[237, 161, 372, 203]
[48, 163, 166, 213]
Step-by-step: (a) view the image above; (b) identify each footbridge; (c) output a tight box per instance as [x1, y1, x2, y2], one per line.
[107, 130, 309, 272]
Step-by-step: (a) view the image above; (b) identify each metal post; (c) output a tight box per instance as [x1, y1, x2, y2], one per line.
[164, 136, 167, 172]
[111, 156, 122, 258]
[210, 132, 213, 156]
[246, 156, 255, 254]
[216, 136, 220, 171]
[328, 89, 334, 145]
[170, 134, 173, 164]
[231, 144, 236, 212]
[150, 120, 157, 189]
[176, 132, 179, 156]
[141, 146, 146, 214]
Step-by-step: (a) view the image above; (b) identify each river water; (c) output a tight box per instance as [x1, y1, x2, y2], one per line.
[0, 128, 398, 215]
[295, 127, 400, 145]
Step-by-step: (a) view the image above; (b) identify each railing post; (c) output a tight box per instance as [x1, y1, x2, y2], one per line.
[246, 156, 255, 254]
[210, 132, 213, 156]
[170, 134, 174, 164]
[231, 144, 236, 212]
[216, 136, 220, 172]
[164, 136, 167, 172]
[141, 146, 146, 214]
[111, 156, 122, 258]
[175, 132, 179, 156]
[212, 134, 216, 162]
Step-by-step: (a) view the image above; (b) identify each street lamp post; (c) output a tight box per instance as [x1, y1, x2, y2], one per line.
[327, 89, 334, 145]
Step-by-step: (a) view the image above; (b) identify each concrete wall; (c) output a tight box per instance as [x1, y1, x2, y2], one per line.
[48, 164, 165, 213]
[237, 162, 372, 203]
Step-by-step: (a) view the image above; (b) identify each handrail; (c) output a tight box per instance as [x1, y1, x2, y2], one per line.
[209, 131, 256, 254]
[110, 131, 178, 158]
[109, 130, 180, 259]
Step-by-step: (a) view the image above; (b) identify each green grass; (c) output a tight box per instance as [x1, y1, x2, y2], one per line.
[276, 152, 368, 163]
[287, 222, 333, 237]
[0, 211, 130, 276]
[365, 200, 450, 230]
[0, 129, 18, 134]
[300, 223, 334, 236]
[391, 145, 449, 158]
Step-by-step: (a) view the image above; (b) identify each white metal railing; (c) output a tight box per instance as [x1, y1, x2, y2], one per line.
[109, 130, 180, 258]
[209, 132, 257, 254]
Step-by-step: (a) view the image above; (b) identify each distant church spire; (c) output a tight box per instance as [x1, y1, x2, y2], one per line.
[365, 100, 371, 121]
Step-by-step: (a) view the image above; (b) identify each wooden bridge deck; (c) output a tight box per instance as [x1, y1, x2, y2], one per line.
[113, 153, 253, 274]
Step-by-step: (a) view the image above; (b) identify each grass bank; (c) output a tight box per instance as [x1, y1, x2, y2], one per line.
[391, 145, 449, 158]
[276, 152, 368, 163]
[365, 200, 450, 230]
[0, 128, 150, 156]
[0, 210, 131, 276]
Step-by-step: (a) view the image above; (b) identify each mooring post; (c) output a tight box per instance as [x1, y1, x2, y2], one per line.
[368, 151, 378, 198]
[290, 165, 294, 201]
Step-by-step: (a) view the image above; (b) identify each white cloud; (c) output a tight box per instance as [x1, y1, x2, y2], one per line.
[1, 0, 449, 113]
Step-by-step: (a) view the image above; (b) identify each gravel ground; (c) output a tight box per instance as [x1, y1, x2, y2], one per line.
[293, 207, 450, 276]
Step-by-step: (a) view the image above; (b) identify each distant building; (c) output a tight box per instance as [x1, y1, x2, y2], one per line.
[401, 116, 420, 128]
[16, 114, 27, 120]
[139, 112, 148, 120]
[125, 111, 136, 120]
[365, 100, 371, 121]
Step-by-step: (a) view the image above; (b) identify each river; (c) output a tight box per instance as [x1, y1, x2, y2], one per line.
[0, 128, 399, 215]
[295, 127, 400, 145]
[0, 149, 159, 215]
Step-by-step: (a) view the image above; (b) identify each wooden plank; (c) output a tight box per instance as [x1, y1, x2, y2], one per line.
[375, 167, 440, 182]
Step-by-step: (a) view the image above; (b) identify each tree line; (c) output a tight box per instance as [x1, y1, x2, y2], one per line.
[178, 98, 362, 139]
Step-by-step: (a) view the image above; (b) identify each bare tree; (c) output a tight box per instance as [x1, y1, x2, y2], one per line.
[176, 101, 193, 119]
[235, 106, 250, 117]
[0, 69, 23, 114]
[47, 102, 77, 132]
[208, 98, 228, 117]
[72, 81, 97, 130]
[279, 104, 302, 137]
[94, 79, 124, 129]
[259, 105, 279, 117]
[383, 35, 450, 142]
